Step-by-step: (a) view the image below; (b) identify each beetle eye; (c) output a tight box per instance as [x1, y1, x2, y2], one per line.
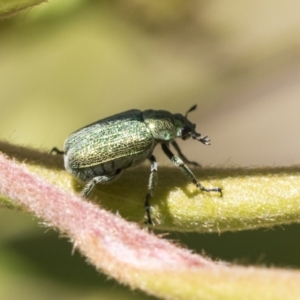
[181, 126, 192, 140]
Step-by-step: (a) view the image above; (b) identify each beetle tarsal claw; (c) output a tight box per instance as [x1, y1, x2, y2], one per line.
[199, 185, 223, 197]
[192, 133, 211, 145]
[200, 135, 211, 145]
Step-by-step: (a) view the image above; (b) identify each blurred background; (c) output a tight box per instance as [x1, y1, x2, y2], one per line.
[1, 1, 300, 299]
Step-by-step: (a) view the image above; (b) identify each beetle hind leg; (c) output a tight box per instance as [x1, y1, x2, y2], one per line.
[161, 144, 222, 196]
[145, 155, 158, 225]
[81, 170, 122, 198]
[50, 147, 64, 155]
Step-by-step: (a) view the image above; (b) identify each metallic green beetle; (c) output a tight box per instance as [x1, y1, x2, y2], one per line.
[52, 105, 222, 225]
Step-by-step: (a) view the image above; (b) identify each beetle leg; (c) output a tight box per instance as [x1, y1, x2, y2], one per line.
[81, 170, 122, 198]
[145, 155, 158, 225]
[171, 140, 201, 167]
[50, 147, 64, 155]
[161, 144, 222, 196]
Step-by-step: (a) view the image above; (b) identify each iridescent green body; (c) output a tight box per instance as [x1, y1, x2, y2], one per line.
[60, 106, 222, 225]
[64, 110, 155, 181]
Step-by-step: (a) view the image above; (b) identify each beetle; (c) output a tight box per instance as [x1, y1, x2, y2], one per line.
[51, 105, 222, 225]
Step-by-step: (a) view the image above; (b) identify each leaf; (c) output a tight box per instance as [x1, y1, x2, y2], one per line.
[0, 0, 46, 18]
[1, 141, 300, 299]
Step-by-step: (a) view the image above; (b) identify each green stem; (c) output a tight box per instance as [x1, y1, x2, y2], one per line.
[1, 141, 300, 233]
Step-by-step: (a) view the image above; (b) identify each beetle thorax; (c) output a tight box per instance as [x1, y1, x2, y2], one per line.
[142, 109, 180, 142]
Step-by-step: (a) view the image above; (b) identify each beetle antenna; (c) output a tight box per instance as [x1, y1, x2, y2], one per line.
[185, 104, 197, 118]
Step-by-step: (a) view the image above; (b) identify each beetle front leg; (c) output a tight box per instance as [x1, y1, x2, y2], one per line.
[81, 170, 122, 198]
[145, 155, 158, 225]
[161, 144, 222, 196]
[171, 140, 201, 167]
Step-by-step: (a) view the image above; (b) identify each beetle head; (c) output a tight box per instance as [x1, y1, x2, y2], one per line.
[174, 105, 210, 145]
